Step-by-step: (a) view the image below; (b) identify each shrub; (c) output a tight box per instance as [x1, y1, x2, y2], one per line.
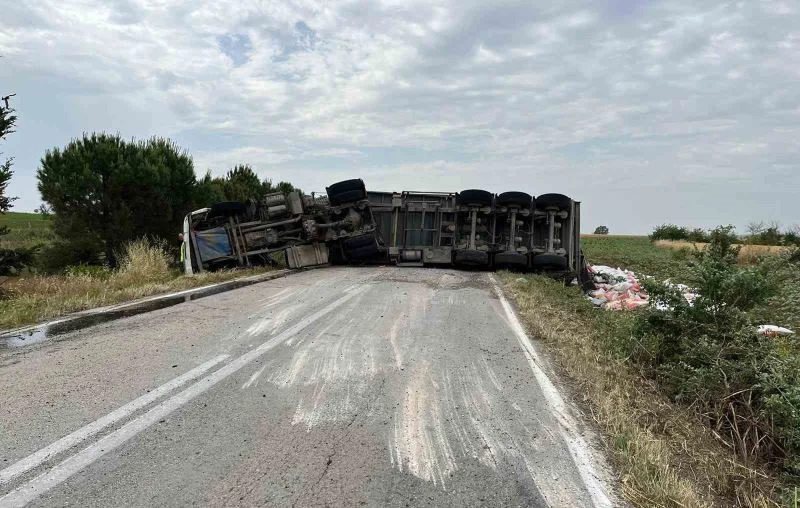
[0, 246, 37, 275]
[650, 224, 690, 241]
[110, 238, 173, 289]
[685, 228, 710, 243]
[634, 226, 799, 475]
[593, 225, 609, 235]
[37, 237, 104, 273]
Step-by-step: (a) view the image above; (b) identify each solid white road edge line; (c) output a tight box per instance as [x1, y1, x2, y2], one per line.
[0, 354, 230, 485]
[0, 285, 368, 508]
[490, 275, 613, 508]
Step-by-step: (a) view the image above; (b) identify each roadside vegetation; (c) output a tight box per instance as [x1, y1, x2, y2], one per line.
[651, 223, 800, 246]
[0, 239, 277, 330]
[0, 98, 297, 328]
[504, 230, 800, 507]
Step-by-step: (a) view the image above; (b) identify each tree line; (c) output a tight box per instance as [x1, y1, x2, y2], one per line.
[0, 98, 296, 272]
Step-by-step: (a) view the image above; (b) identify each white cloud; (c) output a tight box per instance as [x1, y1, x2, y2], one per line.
[1, 0, 799, 232]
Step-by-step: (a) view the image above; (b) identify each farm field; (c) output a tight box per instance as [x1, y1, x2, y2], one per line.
[580, 234, 690, 280]
[0, 211, 55, 250]
[653, 239, 791, 264]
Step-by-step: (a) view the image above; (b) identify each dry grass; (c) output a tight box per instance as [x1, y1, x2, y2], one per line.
[0, 239, 276, 330]
[499, 273, 782, 507]
[654, 240, 791, 264]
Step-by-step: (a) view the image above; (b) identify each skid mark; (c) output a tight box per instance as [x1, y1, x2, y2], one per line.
[392, 366, 456, 487]
[241, 366, 266, 389]
[268, 283, 435, 430]
[246, 304, 299, 338]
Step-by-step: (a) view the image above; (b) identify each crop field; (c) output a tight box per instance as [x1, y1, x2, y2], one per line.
[653, 239, 791, 264]
[580, 234, 691, 280]
[0, 211, 55, 249]
[581, 235, 794, 279]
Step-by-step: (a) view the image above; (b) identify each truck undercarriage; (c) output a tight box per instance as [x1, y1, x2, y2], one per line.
[183, 178, 587, 283]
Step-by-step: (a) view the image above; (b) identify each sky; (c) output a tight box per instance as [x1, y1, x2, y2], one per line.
[1, 0, 798, 234]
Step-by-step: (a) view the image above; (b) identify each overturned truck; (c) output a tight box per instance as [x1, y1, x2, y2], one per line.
[183, 179, 586, 281]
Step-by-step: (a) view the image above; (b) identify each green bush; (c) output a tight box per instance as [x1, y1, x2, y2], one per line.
[685, 228, 710, 243]
[650, 224, 690, 241]
[36, 238, 104, 273]
[633, 226, 800, 476]
[0, 246, 37, 275]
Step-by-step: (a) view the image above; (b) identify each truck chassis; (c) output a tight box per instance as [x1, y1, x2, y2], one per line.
[183, 179, 586, 281]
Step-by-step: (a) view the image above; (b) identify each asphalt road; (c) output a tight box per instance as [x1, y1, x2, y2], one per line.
[0, 267, 616, 507]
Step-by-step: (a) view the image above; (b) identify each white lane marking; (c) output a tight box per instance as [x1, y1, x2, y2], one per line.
[489, 275, 613, 508]
[241, 366, 266, 389]
[0, 355, 229, 486]
[0, 286, 368, 508]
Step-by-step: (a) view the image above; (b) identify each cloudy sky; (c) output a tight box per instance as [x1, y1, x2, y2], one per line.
[1, 0, 798, 233]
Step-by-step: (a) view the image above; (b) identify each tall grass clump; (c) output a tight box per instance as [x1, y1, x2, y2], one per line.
[110, 238, 172, 289]
[0, 237, 275, 329]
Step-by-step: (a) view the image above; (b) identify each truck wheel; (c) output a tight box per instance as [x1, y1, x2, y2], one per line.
[342, 234, 376, 250]
[453, 249, 490, 266]
[208, 201, 247, 218]
[345, 244, 379, 260]
[496, 192, 532, 208]
[456, 189, 493, 207]
[327, 242, 345, 265]
[530, 253, 569, 269]
[327, 179, 367, 206]
[534, 193, 571, 210]
[494, 252, 528, 269]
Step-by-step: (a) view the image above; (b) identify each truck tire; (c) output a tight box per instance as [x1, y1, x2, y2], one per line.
[208, 201, 247, 218]
[327, 179, 367, 206]
[494, 252, 528, 269]
[342, 234, 376, 251]
[496, 192, 532, 208]
[530, 253, 569, 269]
[534, 193, 571, 211]
[327, 241, 345, 265]
[345, 244, 380, 260]
[456, 189, 493, 207]
[453, 249, 490, 266]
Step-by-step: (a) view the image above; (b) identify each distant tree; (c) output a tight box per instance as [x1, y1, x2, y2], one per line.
[593, 225, 609, 235]
[650, 224, 690, 241]
[275, 181, 297, 195]
[222, 164, 263, 202]
[193, 170, 226, 208]
[193, 168, 300, 208]
[33, 203, 53, 218]
[686, 228, 710, 243]
[37, 134, 197, 266]
[746, 221, 781, 245]
[783, 225, 800, 246]
[0, 93, 36, 275]
[0, 93, 17, 236]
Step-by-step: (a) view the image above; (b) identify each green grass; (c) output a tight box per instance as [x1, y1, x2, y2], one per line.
[581, 235, 692, 280]
[0, 211, 55, 250]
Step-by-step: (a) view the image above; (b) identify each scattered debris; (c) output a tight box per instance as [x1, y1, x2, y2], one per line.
[586, 265, 698, 311]
[587, 265, 648, 310]
[757, 325, 795, 337]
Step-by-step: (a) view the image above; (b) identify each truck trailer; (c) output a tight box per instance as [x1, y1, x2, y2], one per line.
[182, 178, 587, 282]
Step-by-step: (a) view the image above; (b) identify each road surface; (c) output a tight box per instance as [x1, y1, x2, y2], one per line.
[0, 267, 616, 507]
